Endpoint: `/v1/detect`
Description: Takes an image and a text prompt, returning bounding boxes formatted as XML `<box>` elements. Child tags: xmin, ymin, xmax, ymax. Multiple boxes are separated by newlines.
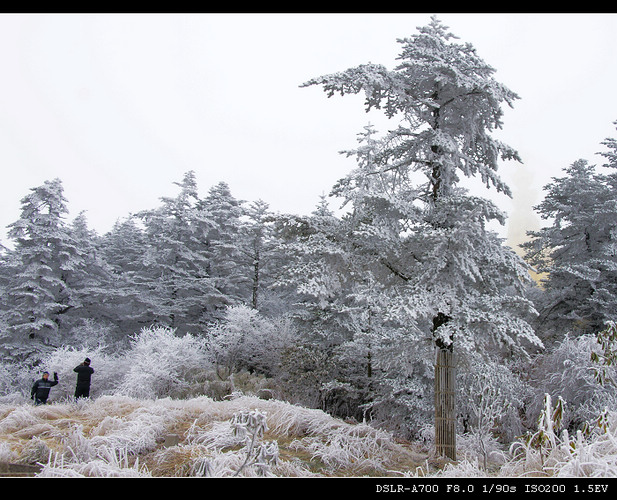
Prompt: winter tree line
<box><xmin>1</xmin><ymin>17</ymin><xmax>617</xmax><ymax>460</ymax></box>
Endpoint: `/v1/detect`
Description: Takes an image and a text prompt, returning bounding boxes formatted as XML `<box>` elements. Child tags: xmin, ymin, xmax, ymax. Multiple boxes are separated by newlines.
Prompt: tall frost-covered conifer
<box><xmin>524</xmin><ymin>124</ymin><xmax>617</xmax><ymax>340</ymax></box>
<box><xmin>3</xmin><ymin>179</ymin><xmax>79</xmax><ymax>361</ymax></box>
<box><xmin>240</xmin><ymin>199</ymin><xmax>276</xmax><ymax>311</ymax></box>
<box><xmin>303</xmin><ymin>17</ymin><xmax>541</xmax><ymax>458</ymax></box>
<box><xmin>98</xmin><ymin>215</ymin><xmax>151</xmax><ymax>333</ymax></box>
<box><xmin>599</xmin><ymin>121</ymin><xmax>617</xmax><ymax>172</ymax></box>
<box><xmin>273</xmin><ymin>197</ymin><xmax>375</xmax><ymax>415</ymax></box>
<box><xmin>596</xmin><ymin>122</ymin><xmax>617</xmax><ymax>323</ymax></box>
<box><xmin>523</xmin><ymin>160</ymin><xmax>611</xmax><ymax>338</ymax></box>
<box><xmin>200</xmin><ymin>182</ymin><xmax>248</xmax><ymax>309</ymax></box>
<box><xmin>62</xmin><ymin>211</ymin><xmax>113</xmax><ymax>330</ymax></box>
<box><xmin>137</xmin><ymin>171</ymin><xmax>220</xmax><ymax>331</ymax></box>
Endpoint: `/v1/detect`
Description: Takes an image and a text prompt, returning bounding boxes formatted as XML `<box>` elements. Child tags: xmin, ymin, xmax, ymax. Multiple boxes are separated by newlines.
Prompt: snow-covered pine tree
<box><xmin>523</xmin><ymin>158</ymin><xmax>617</xmax><ymax>340</ymax></box>
<box><xmin>239</xmin><ymin>199</ymin><xmax>276</xmax><ymax>311</ymax></box>
<box><xmin>599</xmin><ymin>121</ymin><xmax>617</xmax><ymax>171</ymax></box>
<box><xmin>0</xmin><ymin>244</ymin><xmax>17</xmax><ymax>360</ymax></box>
<box><xmin>594</xmin><ymin>121</ymin><xmax>617</xmax><ymax>324</ymax></box>
<box><xmin>277</xmin><ymin>198</ymin><xmax>353</xmax><ymax>326</ymax></box>
<box><xmin>97</xmin><ymin>215</ymin><xmax>153</xmax><ymax>335</ymax></box>
<box><xmin>137</xmin><ymin>171</ymin><xmax>221</xmax><ymax>332</ymax></box>
<box><xmin>271</xmin><ymin>197</ymin><xmax>376</xmax><ymax>415</ymax></box>
<box><xmin>60</xmin><ymin>211</ymin><xmax>115</xmax><ymax>333</ymax></box>
<box><xmin>2</xmin><ymin>179</ymin><xmax>81</xmax><ymax>361</ymax></box>
<box><xmin>100</xmin><ymin>216</ymin><xmax>149</xmax><ymax>278</ymax></box>
<box><xmin>199</xmin><ymin>182</ymin><xmax>249</xmax><ymax>312</ymax></box>
<box><xmin>303</xmin><ymin>16</ymin><xmax>541</xmax><ymax>459</ymax></box>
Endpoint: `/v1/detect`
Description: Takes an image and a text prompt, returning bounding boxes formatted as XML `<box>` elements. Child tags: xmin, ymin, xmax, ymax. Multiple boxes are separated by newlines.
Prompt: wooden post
<box><xmin>435</xmin><ymin>347</ymin><xmax>456</xmax><ymax>460</ymax></box>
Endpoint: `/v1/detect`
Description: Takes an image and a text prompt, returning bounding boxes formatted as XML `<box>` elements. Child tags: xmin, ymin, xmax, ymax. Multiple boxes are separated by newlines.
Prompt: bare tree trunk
<box><xmin>252</xmin><ymin>256</ymin><xmax>260</xmax><ymax>310</ymax></box>
<box><xmin>433</xmin><ymin>312</ymin><xmax>456</xmax><ymax>460</ymax></box>
<box><xmin>435</xmin><ymin>347</ymin><xmax>456</xmax><ymax>460</ymax></box>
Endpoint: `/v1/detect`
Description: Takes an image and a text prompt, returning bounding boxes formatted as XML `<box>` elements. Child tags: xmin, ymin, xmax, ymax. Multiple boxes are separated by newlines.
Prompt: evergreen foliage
<box><xmin>524</xmin><ymin>123</ymin><xmax>617</xmax><ymax>340</ymax></box>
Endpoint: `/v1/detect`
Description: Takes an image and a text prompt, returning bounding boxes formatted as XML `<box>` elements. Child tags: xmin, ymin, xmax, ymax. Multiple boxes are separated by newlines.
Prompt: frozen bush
<box><xmin>457</xmin><ymin>355</ymin><xmax>529</xmax><ymax>451</ymax></box>
<box><xmin>554</xmin><ymin>411</ymin><xmax>617</xmax><ymax>477</ymax></box>
<box><xmin>288</xmin><ymin>421</ymin><xmax>404</xmax><ymax>474</ymax></box>
<box><xmin>0</xmin><ymin>360</ymin><xmax>32</xmax><ymax>401</ymax></box>
<box><xmin>502</xmin><ymin>395</ymin><xmax>617</xmax><ymax>477</ymax></box>
<box><xmin>117</xmin><ymin>326</ymin><xmax>211</xmax><ymax>399</ymax></box>
<box><xmin>0</xmin><ymin>405</ymin><xmax>39</xmax><ymax>434</ymax></box>
<box><xmin>430</xmin><ymin>457</ymin><xmax>486</xmax><ymax>477</ymax></box>
<box><xmin>530</xmin><ymin>334</ymin><xmax>617</xmax><ymax>430</ymax></box>
<box><xmin>206</xmin><ymin>305</ymin><xmax>298</xmax><ymax>380</ymax></box>
<box><xmin>62</xmin><ymin>318</ymin><xmax>119</xmax><ymax>350</ymax></box>
<box><xmin>87</xmin><ymin>402</ymin><xmax>178</xmax><ymax>455</ymax></box>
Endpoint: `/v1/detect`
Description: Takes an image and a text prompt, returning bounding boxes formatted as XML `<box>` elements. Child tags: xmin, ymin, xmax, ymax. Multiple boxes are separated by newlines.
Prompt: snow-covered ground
<box><xmin>0</xmin><ymin>394</ymin><xmax>426</xmax><ymax>477</ymax></box>
<box><xmin>1</xmin><ymin>393</ymin><xmax>617</xmax><ymax>477</ymax></box>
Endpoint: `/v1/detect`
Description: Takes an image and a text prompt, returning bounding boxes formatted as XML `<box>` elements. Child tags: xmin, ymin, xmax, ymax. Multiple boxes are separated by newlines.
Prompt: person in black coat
<box><xmin>31</xmin><ymin>371</ymin><xmax>58</xmax><ymax>405</ymax></box>
<box><xmin>74</xmin><ymin>357</ymin><xmax>94</xmax><ymax>400</ymax></box>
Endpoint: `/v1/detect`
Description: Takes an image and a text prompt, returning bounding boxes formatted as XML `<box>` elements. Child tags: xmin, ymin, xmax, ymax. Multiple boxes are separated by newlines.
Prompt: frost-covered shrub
<box><xmin>457</xmin><ymin>355</ymin><xmax>529</xmax><ymax>444</ymax></box>
<box><xmin>0</xmin><ymin>359</ymin><xmax>33</xmax><ymax>401</ymax></box>
<box><xmin>500</xmin><ymin>395</ymin><xmax>617</xmax><ymax>477</ymax></box>
<box><xmin>278</xmin><ymin>342</ymin><xmax>334</xmax><ymax>409</ymax></box>
<box><xmin>87</xmin><ymin>399</ymin><xmax>179</xmax><ymax>455</ymax></box>
<box><xmin>117</xmin><ymin>326</ymin><xmax>211</xmax><ymax>399</ymax></box>
<box><xmin>0</xmin><ymin>441</ymin><xmax>16</xmax><ymax>462</ymax></box>
<box><xmin>366</xmin><ymin>373</ymin><xmax>433</xmax><ymax>440</ymax></box>
<box><xmin>428</xmin><ymin>457</ymin><xmax>487</xmax><ymax>477</ymax></box>
<box><xmin>529</xmin><ymin>334</ymin><xmax>617</xmax><ymax>430</ymax></box>
<box><xmin>456</xmin><ymin>429</ymin><xmax>507</xmax><ymax>470</ymax></box>
<box><xmin>189</xmin><ymin>368</ymin><xmax>277</xmax><ymax>401</ymax></box>
<box><xmin>362</xmin><ymin>329</ymin><xmax>435</xmax><ymax>439</ymax></box>
<box><xmin>62</xmin><ymin>318</ymin><xmax>121</xmax><ymax>350</ymax></box>
<box><xmin>206</xmin><ymin>305</ymin><xmax>298</xmax><ymax>380</ymax></box>
<box><xmin>288</xmin><ymin>417</ymin><xmax>407</xmax><ymax>474</ymax></box>
<box><xmin>553</xmin><ymin>410</ymin><xmax>617</xmax><ymax>477</ymax></box>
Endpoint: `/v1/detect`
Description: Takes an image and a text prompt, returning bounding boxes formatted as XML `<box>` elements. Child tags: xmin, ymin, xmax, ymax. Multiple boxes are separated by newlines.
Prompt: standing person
<box><xmin>74</xmin><ymin>357</ymin><xmax>94</xmax><ymax>400</ymax></box>
<box><xmin>31</xmin><ymin>371</ymin><xmax>58</xmax><ymax>405</ymax></box>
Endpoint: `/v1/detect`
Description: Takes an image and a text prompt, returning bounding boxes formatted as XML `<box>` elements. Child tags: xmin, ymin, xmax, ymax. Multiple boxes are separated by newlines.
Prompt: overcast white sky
<box><xmin>0</xmin><ymin>13</ymin><xmax>616</xmax><ymax>249</ymax></box>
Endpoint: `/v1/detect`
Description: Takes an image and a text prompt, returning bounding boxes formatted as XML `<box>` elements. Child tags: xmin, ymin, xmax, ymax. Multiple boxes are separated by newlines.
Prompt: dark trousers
<box><xmin>75</xmin><ymin>384</ymin><xmax>90</xmax><ymax>399</ymax></box>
